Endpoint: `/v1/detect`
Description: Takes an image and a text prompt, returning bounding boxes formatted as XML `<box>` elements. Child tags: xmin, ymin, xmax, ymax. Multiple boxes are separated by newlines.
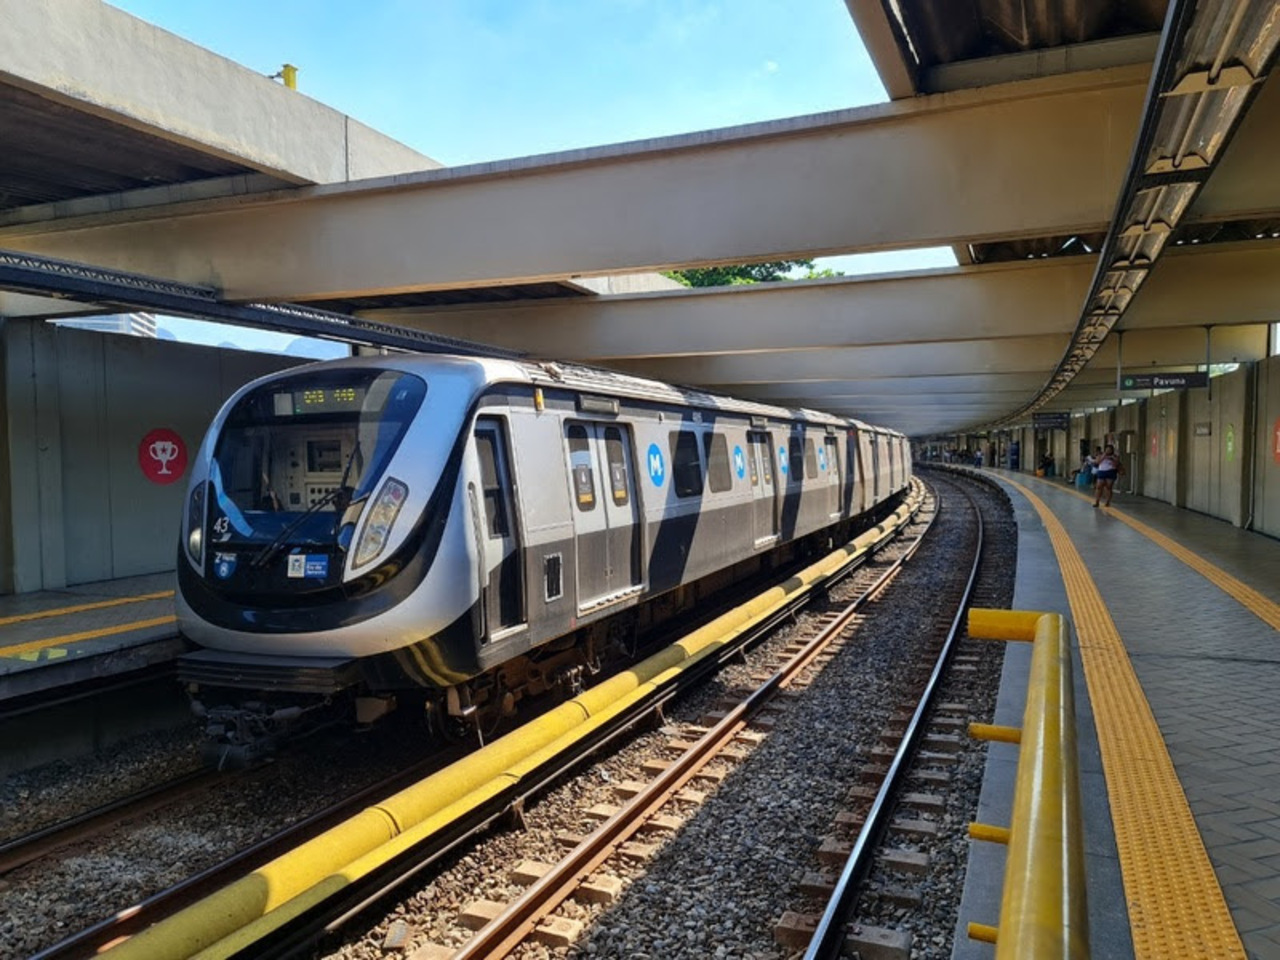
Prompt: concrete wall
<box><xmin>1142</xmin><ymin>392</ymin><xmax>1183</xmax><ymax>506</ymax></box>
<box><xmin>948</xmin><ymin>362</ymin><xmax>1275</xmax><ymax>535</ymax></box>
<box><xmin>1252</xmin><ymin>355</ymin><xmax>1280</xmax><ymax>538</ymax></box>
<box><xmin>1184</xmin><ymin>366</ymin><xmax>1251</xmax><ymax>526</ymax></box>
<box><xmin>1</xmin><ymin>320</ymin><xmax>305</xmax><ymax>593</ymax></box>
<box><xmin>1114</xmin><ymin>401</ymin><xmax>1143</xmax><ymax>494</ymax></box>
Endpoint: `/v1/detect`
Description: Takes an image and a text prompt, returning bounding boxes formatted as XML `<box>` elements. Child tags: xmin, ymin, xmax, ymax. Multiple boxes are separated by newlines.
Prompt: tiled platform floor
<box><xmin>0</xmin><ymin>572</ymin><xmax>182</xmax><ymax>699</ymax></box>
<box><xmin>954</xmin><ymin>466</ymin><xmax>1280</xmax><ymax>959</ymax></box>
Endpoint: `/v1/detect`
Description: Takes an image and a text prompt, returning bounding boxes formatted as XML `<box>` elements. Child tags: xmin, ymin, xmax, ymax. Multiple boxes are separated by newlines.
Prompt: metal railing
<box><xmin>966</xmin><ymin>609</ymin><xmax>1089</xmax><ymax>960</ymax></box>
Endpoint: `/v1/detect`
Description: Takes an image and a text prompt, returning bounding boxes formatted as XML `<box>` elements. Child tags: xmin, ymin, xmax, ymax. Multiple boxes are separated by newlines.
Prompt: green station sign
<box><xmin>1118</xmin><ymin>371</ymin><xmax>1209</xmax><ymax>390</ymax></box>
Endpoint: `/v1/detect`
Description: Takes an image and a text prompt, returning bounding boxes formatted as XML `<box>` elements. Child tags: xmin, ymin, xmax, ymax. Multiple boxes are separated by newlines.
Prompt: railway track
<box><xmin>790</xmin><ymin>469</ymin><xmax>992</xmax><ymax>958</ymax></box>
<box><xmin>7</xmin><ymin>483</ymin><xmax>962</xmax><ymax>960</ymax></box>
<box><xmin>0</xmin><ymin>768</ymin><xmax>219</xmax><ymax>878</ymax></box>
<box><xmin>24</xmin><ymin>748</ymin><xmax>472</xmax><ymax>960</ymax></box>
<box><xmin>385</xmin><ymin>470</ymin><xmax>1006</xmax><ymax>960</ymax></box>
<box><xmin>273</xmin><ymin>490</ymin><xmax>937</xmax><ymax>959</ymax></box>
<box><xmin>16</xmin><ymin>488</ymin><xmax>920</xmax><ymax>960</ymax></box>
<box><xmin>444</xmin><ymin>503</ymin><xmax>936</xmax><ymax>960</ymax></box>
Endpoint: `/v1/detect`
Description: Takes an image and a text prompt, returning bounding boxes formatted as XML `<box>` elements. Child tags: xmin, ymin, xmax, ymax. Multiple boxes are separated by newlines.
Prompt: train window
<box><xmin>212</xmin><ymin>368</ymin><xmax>426</xmax><ymax>547</ymax></box>
<box><xmin>669</xmin><ymin>430</ymin><xmax>704</xmax><ymax>498</ymax></box>
<box><xmin>703</xmin><ymin>432</ymin><xmax>733</xmax><ymax>493</ymax></box>
<box><xmin>788</xmin><ymin>436</ymin><xmax>804</xmax><ymax>482</ymax></box>
<box><xmin>604</xmin><ymin>427</ymin><xmax>630</xmax><ymax>506</ymax></box>
<box><xmin>544</xmin><ymin>553</ymin><xmax>563</xmax><ymax>601</ymax></box>
<box><xmin>754</xmin><ymin>432</ymin><xmax>773</xmax><ymax>484</ymax></box>
<box><xmin>804</xmin><ymin>439</ymin><xmax>819</xmax><ymax>478</ymax></box>
<box><xmin>474</xmin><ymin>428</ymin><xmax>509</xmax><ymax>537</ymax></box>
<box><xmin>566</xmin><ymin>425</ymin><xmax>596</xmax><ymax>511</ymax></box>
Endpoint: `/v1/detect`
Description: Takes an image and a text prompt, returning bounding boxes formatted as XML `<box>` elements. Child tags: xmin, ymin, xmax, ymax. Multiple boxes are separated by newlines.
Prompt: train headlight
<box><xmin>186</xmin><ymin>481</ymin><xmax>206</xmax><ymax>564</ymax></box>
<box><xmin>353</xmin><ymin>477</ymin><xmax>408</xmax><ymax>567</ymax></box>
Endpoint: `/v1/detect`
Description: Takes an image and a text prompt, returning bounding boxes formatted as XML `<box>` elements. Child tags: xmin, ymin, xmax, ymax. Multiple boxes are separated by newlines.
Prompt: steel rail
<box><xmin>449</xmin><ymin>489</ymin><xmax>938</xmax><ymax>959</ymax></box>
<box><xmin>0</xmin><ymin>663</ymin><xmax>177</xmax><ymax>723</ymax></box>
<box><xmin>0</xmin><ymin>769</ymin><xmax>219</xmax><ymax>877</ymax></box>
<box><xmin>25</xmin><ymin>750</ymin><xmax>467</xmax><ymax>960</ymax></box>
<box><xmin>803</xmin><ymin>473</ymin><xmax>985</xmax><ymax>959</ymax></box>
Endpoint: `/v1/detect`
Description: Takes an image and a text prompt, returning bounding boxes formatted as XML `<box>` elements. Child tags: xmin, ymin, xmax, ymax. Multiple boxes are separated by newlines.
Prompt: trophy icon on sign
<box><xmin>149</xmin><ymin>439</ymin><xmax>179</xmax><ymax>475</ymax></box>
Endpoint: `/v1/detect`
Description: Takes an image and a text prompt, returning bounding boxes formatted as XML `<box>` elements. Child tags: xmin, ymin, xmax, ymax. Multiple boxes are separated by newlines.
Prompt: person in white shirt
<box><xmin>1093</xmin><ymin>444</ymin><xmax>1123</xmax><ymax>507</ymax></box>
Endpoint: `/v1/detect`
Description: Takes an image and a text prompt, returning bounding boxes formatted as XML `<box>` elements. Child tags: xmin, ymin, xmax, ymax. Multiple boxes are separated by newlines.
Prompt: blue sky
<box><xmin>106</xmin><ymin>1</ymin><xmax>955</xmax><ymax>351</ymax></box>
<box><xmin>113</xmin><ymin>0</ymin><xmax>889</xmax><ymax>166</ymax></box>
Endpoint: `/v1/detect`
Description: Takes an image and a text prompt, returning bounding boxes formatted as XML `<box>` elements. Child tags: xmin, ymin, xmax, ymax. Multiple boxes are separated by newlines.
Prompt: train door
<box><xmin>824</xmin><ymin>435</ymin><xmax>840</xmax><ymax>516</ymax></box>
<box><xmin>869</xmin><ymin>438</ymin><xmax>882</xmax><ymax>502</ymax></box>
<box><xmin>845</xmin><ymin>433</ymin><xmax>861</xmax><ymax>514</ymax></box>
<box><xmin>747</xmin><ymin>430</ymin><xmax>778</xmax><ymax>543</ymax></box>
<box><xmin>565</xmin><ymin>422</ymin><xmax>640</xmax><ymax>607</ymax></box>
<box><xmin>598</xmin><ymin>424</ymin><xmax>641</xmax><ymax>594</ymax></box>
<box><xmin>473</xmin><ymin>419</ymin><xmax>524</xmax><ymax>638</ymax></box>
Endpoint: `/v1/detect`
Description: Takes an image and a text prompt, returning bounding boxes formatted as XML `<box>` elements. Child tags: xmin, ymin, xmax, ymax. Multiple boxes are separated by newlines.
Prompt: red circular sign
<box><xmin>138</xmin><ymin>428</ymin><xmax>188</xmax><ymax>485</ymax></box>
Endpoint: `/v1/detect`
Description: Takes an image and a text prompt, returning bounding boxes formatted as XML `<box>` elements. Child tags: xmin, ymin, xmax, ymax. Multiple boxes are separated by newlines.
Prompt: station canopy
<box><xmin>1</xmin><ymin>0</ymin><xmax>1279</xmax><ymax>436</ymax></box>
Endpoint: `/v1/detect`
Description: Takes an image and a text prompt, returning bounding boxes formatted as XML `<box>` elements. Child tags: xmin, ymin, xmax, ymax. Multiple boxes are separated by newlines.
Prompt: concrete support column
<box><xmin>2</xmin><ymin>317</ymin><xmax>65</xmax><ymax>593</ymax></box>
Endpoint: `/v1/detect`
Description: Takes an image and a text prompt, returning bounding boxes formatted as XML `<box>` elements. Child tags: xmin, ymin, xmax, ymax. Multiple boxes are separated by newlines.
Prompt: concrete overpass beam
<box><xmin>1126</xmin><ymin>241</ymin><xmax>1280</xmax><ymax>330</ymax></box>
<box><xmin>725</xmin><ymin>373</ymin><xmax>1057</xmax><ymax>399</ymax></box>
<box><xmin>604</xmin><ymin>335</ymin><xmax>1070</xmax><ymax>384</ymax></box>
<box><xmin>376</xmin><ymin>258</ymin><xmax>1094</xmax><ymax>359</ymax></box>
<box><xmin>0</xmin><ymin>0</ymin><xmax>437</xmax><ymax>187</ymax></box>
<box><xmin>3</xmin><ymin>68</ymin><xmax>1149</xmax><ymax>300</ymax></box>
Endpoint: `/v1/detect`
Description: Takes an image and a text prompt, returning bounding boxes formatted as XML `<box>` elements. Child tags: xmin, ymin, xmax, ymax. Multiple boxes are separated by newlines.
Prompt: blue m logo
<box><xmin>646</xmin><ymin>443</ymin><xmax>665</xmax><ymax>485</ymax></box>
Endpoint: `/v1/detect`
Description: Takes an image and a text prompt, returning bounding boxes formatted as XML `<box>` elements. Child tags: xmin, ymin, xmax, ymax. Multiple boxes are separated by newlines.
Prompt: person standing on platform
<box><xmin>1093</xmin><ymin>444</ymin><xmax>1123</xmax><ymax>508</ymax></box>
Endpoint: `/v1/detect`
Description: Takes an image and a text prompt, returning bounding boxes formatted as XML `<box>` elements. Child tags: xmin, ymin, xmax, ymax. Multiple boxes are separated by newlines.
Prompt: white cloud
<box><xmin>763</xmin><ymin>59</ymin><xmax>778</xmax><ymax>73</ymax></box>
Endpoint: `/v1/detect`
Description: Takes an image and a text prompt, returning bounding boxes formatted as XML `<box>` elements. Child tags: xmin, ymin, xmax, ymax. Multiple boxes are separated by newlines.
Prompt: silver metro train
<box><xmin>176</xmin><ymin>355</ymin><xmax>911</xmax><ymax>753</ymax></box>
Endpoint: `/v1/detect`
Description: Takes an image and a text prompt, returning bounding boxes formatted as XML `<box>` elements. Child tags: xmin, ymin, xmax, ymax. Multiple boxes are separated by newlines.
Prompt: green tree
<box><xmin>664</xmin><ymin>259</ymin><xmax>824</xmax><ymax>287</ymax></box>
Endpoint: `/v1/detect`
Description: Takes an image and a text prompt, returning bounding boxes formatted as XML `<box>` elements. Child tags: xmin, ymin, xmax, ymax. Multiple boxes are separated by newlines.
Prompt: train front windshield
<box><xmin>208</xmin><ymin>369</ymin><xmax>427</xmax><ymax>553</ymax></box>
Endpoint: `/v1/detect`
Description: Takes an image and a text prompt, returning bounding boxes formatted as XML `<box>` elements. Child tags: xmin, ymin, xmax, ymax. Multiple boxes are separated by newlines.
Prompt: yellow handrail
<box><xmin>966</xmin><ymin>609</ymin><xmax>1089</xmax><ymax>959</ymax></box>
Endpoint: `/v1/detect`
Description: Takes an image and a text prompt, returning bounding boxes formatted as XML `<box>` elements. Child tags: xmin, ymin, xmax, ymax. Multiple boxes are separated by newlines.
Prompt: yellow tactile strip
<box><xmin>0</xmin><ymin>590</ymin><xmax>175</xmax><ymax>628</ymax></box>
<box><xmin>0</xmin><ymin>616</ymin><xmax>177</xmax><ymax>659</ymax></box>
<box><xmin>1044</xmin><ymin>480</ymin><xmax>1280</xmax><ymax>632</ymax></box>
<box><xmin>1004</xmin><ymin>476</ymin><xmax>1246</xmax><ymax>960</ymax></box>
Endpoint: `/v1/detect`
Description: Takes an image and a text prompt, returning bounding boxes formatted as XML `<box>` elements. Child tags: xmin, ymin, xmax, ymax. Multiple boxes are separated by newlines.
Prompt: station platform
<box><xmin>0</xmin><ymin>572</ymin><xmax>185</xmax><ymax>704</ymax></box>
<box><xmin>948</xmin><ymin>466</ymin><xmax>1280</xmax><ymax>960</ymax></box>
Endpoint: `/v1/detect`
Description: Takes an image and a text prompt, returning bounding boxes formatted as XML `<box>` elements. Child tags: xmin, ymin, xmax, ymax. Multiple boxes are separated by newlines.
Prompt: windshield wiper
<box><xmin>248</xmin><ymin>442</ymin><xmax>362</xmax><ymax>569</ymax></box>
<box><xmin>248</xmin><ymin>487</ymin><xmax>346</xmax><ymax>569</ymax></box>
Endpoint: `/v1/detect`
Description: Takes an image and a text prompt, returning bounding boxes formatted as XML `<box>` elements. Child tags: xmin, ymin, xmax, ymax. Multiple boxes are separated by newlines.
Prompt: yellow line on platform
<box><xmin>0</xmin><ymin>616</ymin><xmax>178</xmax><ymax>659</ymax></box>
<box><xmin>0</xmin><ymin>590</ymin><xmax>175</xmax><ymax>628</ymax></box>
<box><xmin>1039</xmin><ymin>478</ymin><xmax>1280</xmax><ymax>632</ymax></box>
<box><xmin>1003</xmin><ymin>475</ymin><xmax>1245</xmax><ymax>960</ymax></box>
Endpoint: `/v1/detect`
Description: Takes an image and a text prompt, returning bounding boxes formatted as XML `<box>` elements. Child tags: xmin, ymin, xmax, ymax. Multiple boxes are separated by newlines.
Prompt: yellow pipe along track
<box><xmin>108</xmin><ymin>483</ymin><xmax>923</xmax><ymax>959</ymax></box>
